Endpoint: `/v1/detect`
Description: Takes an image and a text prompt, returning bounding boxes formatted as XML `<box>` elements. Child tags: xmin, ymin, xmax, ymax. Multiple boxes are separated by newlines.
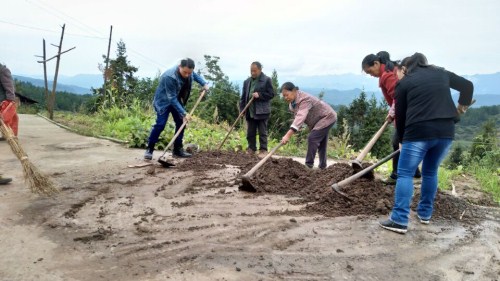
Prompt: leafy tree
<box><xmin>14</xmin><ymin>80</ymin><xmax>91</xmax><ymax>113</ymax></box>
<box><xmin>92</xmin><ymin>39</ymin><xmax>139</xmax><ymax>110</ymax></box>
<box><xmin>268</xmin><ymin>69</ymin><xmax>292</xmax><ymax>138</ymax></box>
<box><xmin>188</xmin><ymin>55</ymin><xmax>240</xmax><ymax>125</ymax></box>
<box><xmin>470</xmin><ymin>119</ymin><xmax>498</xmax><ymax>160</ymax></box>
<box><xmin>446</xmin><ymin>144</ymin><xmax>464</xmax><ymax>169</ymax></box>
<box><xmin>332</xmin><ymin>90</ymin><xmax>391</xmax><ymax>158</ymax></box>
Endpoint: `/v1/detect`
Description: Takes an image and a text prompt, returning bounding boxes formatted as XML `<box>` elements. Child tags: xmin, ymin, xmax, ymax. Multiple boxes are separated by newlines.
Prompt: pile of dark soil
<box><xmin>177</xmin><ymin>151</ymin><xmax>486</xmax><ymax>222</ymax></box>
<box><xmin>176</xmin><ymin>151</ymin><xmax>257</xmax><ymax>172</ymax></box>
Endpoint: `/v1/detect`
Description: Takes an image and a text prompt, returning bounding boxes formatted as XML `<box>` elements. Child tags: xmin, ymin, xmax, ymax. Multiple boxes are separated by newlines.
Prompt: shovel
<box><xmin>217</xmin><ymin>96</ymin><xmax>254</xmax><ymax>150</ymax></box>
<box><xmin>332</xmin><ymin>149</ymin><xmax>400</xmax><ymax>200</ymax></box>
<box><xmin>335</xmin><ymin>99</ymin><xmax>476</xmax><ymax>200</ymax></box>
<box><xmin>157</xmin><ymin>89</ymin><xmax>207</xmax><ymax>168</ymax></box>
<box><xmin>239</xmin><ymin>142</ymin><xmax>283</xmax><ymax>192</ymax></box>
<box><xmin>351</xmin><ymin>120</ymin><xmax>389</xmax><ymax>173</ymax></box>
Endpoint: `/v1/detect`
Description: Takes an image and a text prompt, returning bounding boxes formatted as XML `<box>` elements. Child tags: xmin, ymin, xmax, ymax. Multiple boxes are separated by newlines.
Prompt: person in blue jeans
<box><xmin>379</xmin><ymin>53</ymin><xmax>473</xmax><ymax>234</ymax></box>
<box><xmin>144</xmin><ymin>58</ymin><xmax>209</xmax><ymax>160</ymax></box>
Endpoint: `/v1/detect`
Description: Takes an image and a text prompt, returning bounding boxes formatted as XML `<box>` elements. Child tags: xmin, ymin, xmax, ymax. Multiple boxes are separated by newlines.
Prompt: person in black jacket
<box><xmin>379</xmin><ymin>53</ymin><xmax>473</xmax><ymax>234</ymax></box>
<box><xmin>240</xmin><ymin>62</ymin><xmax>275</xmax><ymax>157</ymax></box>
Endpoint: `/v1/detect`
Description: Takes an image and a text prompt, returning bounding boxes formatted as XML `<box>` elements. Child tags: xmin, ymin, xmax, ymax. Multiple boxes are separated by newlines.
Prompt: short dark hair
<box><xmin>280</xmin><ymin>82</ymin><xmax>299</xmax><ymax>92</ymax></box>
<box><xmin>251</xmin><ymin>61</ymin><xmax>262</xmax><ymax>70</ymax></box>
<box><xmin>180</xmin><ymin>58</ymin><xmax>195</xmax><ymax>69</ymax></box>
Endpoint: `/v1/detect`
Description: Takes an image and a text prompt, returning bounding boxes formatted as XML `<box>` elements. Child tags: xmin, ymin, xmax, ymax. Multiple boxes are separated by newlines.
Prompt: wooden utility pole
<box><xmin>102</xmin><ymin>25</ymin><xmax>113</xmax><ymax>97</ymax></box>
<box><xmin>35</xmin><ymin>39</ymin><xmax>49</xmax><ymax>111</ymax></box>
<box><xmin>37</xmin><ymin>24</ymin><xmax>76</xmax><ymax>120</ymax></box>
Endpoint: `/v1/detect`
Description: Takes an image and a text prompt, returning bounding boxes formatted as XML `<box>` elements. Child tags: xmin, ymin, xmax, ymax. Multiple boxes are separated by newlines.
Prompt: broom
<box><xmin>0</xmin><ymin>105</ymin><xmax>58</xmax><ymax>195</ymax></box>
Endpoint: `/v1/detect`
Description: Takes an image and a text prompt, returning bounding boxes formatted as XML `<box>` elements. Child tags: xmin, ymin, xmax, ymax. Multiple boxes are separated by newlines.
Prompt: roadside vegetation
<box><xmin>16</xmin><ymin>40</ymin><xmax>499</xmax><ymax>204</ymax></box>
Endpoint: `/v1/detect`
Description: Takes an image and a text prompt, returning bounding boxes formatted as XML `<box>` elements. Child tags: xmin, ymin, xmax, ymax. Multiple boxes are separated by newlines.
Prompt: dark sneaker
<box><xmin>417</xmin><ymin>215</ymin><xmax>430</xmax><ymax>225</ymax></box>
<box><xmin>379</xmin><ymin>219</ymin><xmax>407</xmax><ymax>234</ymax></box>
<box><xmin>144</xmin><ymin>150</ymin><xmax>153</xmax><ymax>160</ymax></box>
<box><xmin>173</xmin><ymin>148</ymin><xmax>192</xmax><ymax>158</ymax></box>
<box><xmin>246</xmin><ymin>149</ymin><xmax>256</xmax><ymax>155</ymax></box>
<box><xmin>0</xmin><ymin>176</ymin><xmax>12</xmax><ymax>185</ymax></box>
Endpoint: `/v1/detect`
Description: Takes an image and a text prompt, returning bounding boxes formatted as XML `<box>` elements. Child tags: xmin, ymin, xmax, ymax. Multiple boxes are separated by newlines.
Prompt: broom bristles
<box><xmin>1</xmin><ymin>119</ymin><xmax>58</xmax><ymax>196</ymax></box>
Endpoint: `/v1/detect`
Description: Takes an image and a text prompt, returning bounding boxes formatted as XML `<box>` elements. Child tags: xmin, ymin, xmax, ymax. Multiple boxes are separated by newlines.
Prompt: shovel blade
<box><xmin>158</xmin><ymin>157</ymin><xmax>176</xmax><ymax>168</ymax></box>
<box><xmin>351</xmin><ymin>160</ymin><xmax>363</xmax><ymax>173</ymax></box>
<box><xmin>331</xmin><ymin>183</ymin><xmax>352</xmax><ymax>201</ymax></box>
<box><xmin>239</xmin><ymin>175</ymin><xmax>257</xmax><ymax>192</ymax></box>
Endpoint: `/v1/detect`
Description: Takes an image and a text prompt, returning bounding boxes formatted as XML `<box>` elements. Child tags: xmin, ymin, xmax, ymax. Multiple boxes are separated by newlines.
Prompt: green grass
<box><xmin>469</xmin><ymin>164</ymin><xmax>500</xmax><ymax>203</ymax></box>
<box><xmin>437</xmin><ymin>167</ymin><xmax>462</xmax><ymax>191</ymax></box>
<box><xmin>51</xmin><ymin>107</ymin><xmax>500</xmax><ymax>204</ymax></box>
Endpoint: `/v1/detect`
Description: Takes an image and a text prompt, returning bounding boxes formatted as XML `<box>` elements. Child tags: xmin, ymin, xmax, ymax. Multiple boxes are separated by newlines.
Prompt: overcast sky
<box><xmin>2</xmin><ymin>0</ymin><xmax>500</xmax><ymax>81</ymax></box>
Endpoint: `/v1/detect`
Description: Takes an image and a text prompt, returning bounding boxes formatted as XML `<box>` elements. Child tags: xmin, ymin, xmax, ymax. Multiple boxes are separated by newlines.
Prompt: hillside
<box><xmin>13</xmin><ymin>75</ymin><xmax>92</xmax><ymax>95</ymax></box>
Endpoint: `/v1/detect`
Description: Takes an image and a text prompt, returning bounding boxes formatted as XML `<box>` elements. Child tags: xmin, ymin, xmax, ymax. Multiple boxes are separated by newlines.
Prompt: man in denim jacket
<box><xmin>145</xmin><ymin>58</ymin><xmax>209</xmax><ymax>160</ymax></box>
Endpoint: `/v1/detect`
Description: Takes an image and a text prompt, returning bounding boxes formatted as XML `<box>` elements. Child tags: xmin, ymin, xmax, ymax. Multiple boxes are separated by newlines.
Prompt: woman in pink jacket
<box><xmin>280</xmin><ymin>82</ymin><xmax>337</xmax><ymax>169</ymax></box>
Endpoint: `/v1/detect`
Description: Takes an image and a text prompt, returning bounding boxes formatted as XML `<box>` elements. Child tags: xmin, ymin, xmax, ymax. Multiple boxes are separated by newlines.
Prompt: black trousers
<box><xmin>246</xmin><ymin>118</ymin><xmax>268</xmax><ymax>151</ymax></box>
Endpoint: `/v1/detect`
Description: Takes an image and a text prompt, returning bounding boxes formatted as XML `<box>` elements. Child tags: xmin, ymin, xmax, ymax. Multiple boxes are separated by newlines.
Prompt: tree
<box><xmin>188</xmin><ymin>55</ymin><xmax>240</xmax><ymax>125</ymax></box>
<box><xmin>332</xmin><ymin>90</ymin><xmax>391</xmax><ymax>158</ymax></box>
<box><xmin>92</xmin><ymin>39</ymin><xmax>139</xmax><ymax>110</ymax></box>
<box><xmin>470</xmin><ymin>119</ymin><xmax>498</xmax><ymax>160</ymax></box>
<box><xmin>446</xmin><ymin>144</ymin><xmax>464</xmax><ymax>169</ymax></box>
<box><xmin>268</xmin><ymin>69</ymin><xmax>292</xmax><ymax>138</ymax></box>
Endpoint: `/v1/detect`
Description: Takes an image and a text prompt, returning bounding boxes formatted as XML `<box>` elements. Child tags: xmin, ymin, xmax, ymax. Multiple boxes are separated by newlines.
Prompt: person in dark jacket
<box><xmin>144</xmin><ymin>58</ymin><xmax>209</xmax><ymax>160</ymax></box>
<box><xmin>379</xmin><ymin>53</ymin><xmax>473</xmax><ymax>234</ymax></box>
<box><xmin>240</xmin><ymin>62</ymin><xmax>275</xmax><ymax>158</ymax></box>
<box><xmin>362</xmin><ymin>51</ymin><xmax>421</xmax><ymax>183</ymax></box>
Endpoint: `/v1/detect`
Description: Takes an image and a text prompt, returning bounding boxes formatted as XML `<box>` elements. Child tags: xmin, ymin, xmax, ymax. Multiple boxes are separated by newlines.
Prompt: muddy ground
<box><xmin>0</xmin><ymin>115</ymin><xmax>499</xmax><ymax>281</ymax></box>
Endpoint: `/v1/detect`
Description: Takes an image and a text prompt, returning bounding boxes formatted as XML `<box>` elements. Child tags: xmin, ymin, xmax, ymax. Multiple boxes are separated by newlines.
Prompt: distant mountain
<box><xmin>22</xmin><ymin>73</ymin><xmax>104</xmax><ymax>89</ymax></box>
<box><xmin>464</xmin><ymin>73</ymin><xmax>500</xmax><ymax>95</ymax></box>
<box><xmin>285</xmin><ymin>73</ymin><xmax>380</xmax><ymax>92</ymax></box>
<box><xmin>285</xmin><ymin>72</ymin><xmax>500</xmax><ymax>95</ymax></box>
<box><xmin>302</xmin><ymin>87</ymin><xmax>383</xmax><ymax>106</ymax></box>
<box><xmin>57</xmin><ymin>74</ymin><xmax>103</xmax><ymax>89</ymax></box>
<box><xmin>15</xmin><ymin>71</ymin><xmax>500</xmax><ymax>104</ymax></box>
<box><xmin>13</xmin><ymin>75</ymin><xmax>92</xmax><ymax>95</ymax></box>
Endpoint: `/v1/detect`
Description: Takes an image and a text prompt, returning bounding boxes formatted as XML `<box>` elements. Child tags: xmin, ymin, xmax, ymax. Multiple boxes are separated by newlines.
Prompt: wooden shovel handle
<box><xmin>243</xmin><ymin>142</ymin><xmax>283</xmax><ymax>178</ymax></box>
<box><xmin>161</xmin><ymin>90</ymin><xmax>207</xmax><ymax>154</ymax></box>
<box><xmin>335</xmin><ymin>149</ymin><xmax>400</xmax><ymax>189</ymax></box>
<box><xmin>218</xmin><ymin>96</ymin><xmax>255</xmax><ymax>150</ymax></box>
<box><xmin>355</xmin><ymin>120</ymin><xmax>390</xmax><ymax>162</ymax></box>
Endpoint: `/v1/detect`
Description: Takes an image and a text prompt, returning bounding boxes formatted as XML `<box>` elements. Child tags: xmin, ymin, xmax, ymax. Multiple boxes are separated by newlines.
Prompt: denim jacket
<box><xmin>153</xmin><ymin>66</ymin><xmax>207</xmax><ymax>116</ymax></box>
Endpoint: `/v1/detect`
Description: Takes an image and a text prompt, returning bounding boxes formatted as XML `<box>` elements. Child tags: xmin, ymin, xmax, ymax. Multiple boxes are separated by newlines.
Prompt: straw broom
<box><xmin>0</xmin><ymin>115</ymin><xmax>58</xmax><ymax>196</ymax></box>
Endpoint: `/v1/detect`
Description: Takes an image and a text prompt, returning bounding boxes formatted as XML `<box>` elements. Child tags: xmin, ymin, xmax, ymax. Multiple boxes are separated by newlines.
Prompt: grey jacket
<box><xmin>0</xmin><ymin>64</ymin><xmax>16</xmax><ymax>102</ymax></box>
<box><xmin>240</xmin><ymin>73</ymin><xmax>275</xmax><ymax>120</ymax></box>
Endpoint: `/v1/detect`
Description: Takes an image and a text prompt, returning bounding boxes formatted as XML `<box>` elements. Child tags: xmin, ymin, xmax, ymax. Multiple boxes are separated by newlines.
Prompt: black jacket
<box><xmin>240</xmin><ymin>73</ymin><xmax>275</xmax><ymax>120</ymax></box>
<box><xmin>395</xmin><ymin>66</ymin><xmax>473</xmax><ymax>141</ymax></box>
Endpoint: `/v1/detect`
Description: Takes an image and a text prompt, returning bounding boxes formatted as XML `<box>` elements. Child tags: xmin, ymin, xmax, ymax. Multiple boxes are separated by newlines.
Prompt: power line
<box><xmin>0</xmin><ymin>19</ymin><xmax>107</xmax><ymax>39</ymax></box>
<box><xmin>26</xmin><ymin>0</ymin><xmax>104</xmax><ymax>38</ymax></box>
<box><xmin>25</xmin><ymin>0</ymin><xmax>167</xmax><ymax>70</ymax></box>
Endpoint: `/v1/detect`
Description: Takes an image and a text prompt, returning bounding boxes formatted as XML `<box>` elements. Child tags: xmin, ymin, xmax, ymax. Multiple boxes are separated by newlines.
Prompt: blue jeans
<box><xmin>147</xmin><ymin>106</ymin><xmax>184</xmax><ymax>151</ymax></box>
<box><xmin>390</xmin><ymin>138</ymin><xmax>452</xmax><ymax>226</ymax></box>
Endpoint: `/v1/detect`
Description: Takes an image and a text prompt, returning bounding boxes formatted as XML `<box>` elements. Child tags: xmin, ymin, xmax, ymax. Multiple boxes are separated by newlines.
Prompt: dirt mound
<box><xmin>177</xmin><ymin>151</ymin><xmax>486</xmax><ymax>222</ymax></box>
<box><xmin>176</xmin><ymin>150</ymin><xmax>257</xmax><ymax>172</ymax></box>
